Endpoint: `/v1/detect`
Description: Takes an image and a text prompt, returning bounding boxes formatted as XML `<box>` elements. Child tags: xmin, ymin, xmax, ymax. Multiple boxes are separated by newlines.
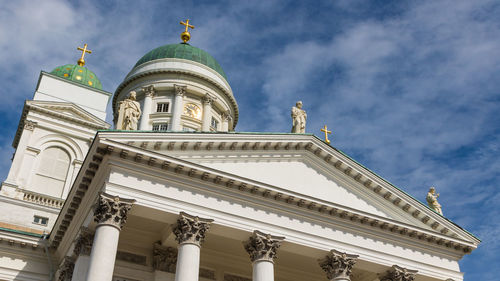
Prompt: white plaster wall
<box><xmin>0</xmin><ymin>196</ymin><xmax>60</xmax><ymax>233</ymax></box>
<box><xmin>34</xmin><ymin>74</ymin><xmax>110</xmax><ymax>120</ymax></box>
<box><xmin>0</xmin><ymin>247</ymin><xmax>51</xmax><ymax>281</ymax></box>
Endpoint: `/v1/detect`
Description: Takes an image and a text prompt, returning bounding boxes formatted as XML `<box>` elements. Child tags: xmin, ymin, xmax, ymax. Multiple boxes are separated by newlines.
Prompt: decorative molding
<box><xmin>172</xmin><ymin>212</ymin><xmax>213</xmax><ymax>246</ymax></box>
<box><xmin>224</xmin><ymin>273</ymin><xmax>251</xmax><ymax>281</ymax></box>
<box><xmin>243</xmin><ymin>230</ymin><xmax>284</xmax><ymax>263</ymax></box>
<box><xmin>380</xmin><ymin>265</ymin><xmax>418</xmax><ymax>281</ymax></box>
<box><xmin>199</xmin><ymin>268</ymin><xmax>216</xmax><ymax>280</ymax></box>
<box><xmin>24</xmin><ymin>120</ymin><xmax>37</xmax><ymax>131</ymax></box>
<box><xmin>174</xmin><ymin>84</ymin><xmax>187</xmax><ymax>97</ymax></box>
<box><xmin>203</xmin><ymin>93</ymin><xmax>217</xmax><ymax>105</ymax></box>
<box><xmin>142</xmin><ymin>85</ymin><xmax>155</xmax><ymax>98</ymax></box>
<box><xmin>318</xmin><ymin>249</ymin><xmax>358</xmax><ymax>280</ymax></box>
<box><xmin>73</xmin><ymin>227</ymin><xmax>94</xmax><ymax>256</ymax></box>
<box><xmin>57</xmin><ymin>256</ymin><xmax>75</xmax><ymax>281</ymax></box>
<box><xmin>153</xmin><ymin>242</ymin><xmax>178</xmax><ymax>273</ymax></box>
<box><xmin>116</xmin><ymin>250</ymin><xmax>147</xmax><ymax>265</ymax></box>
<box><xmin>93</xmin><ymin>192</ymin><xmax>136</xmax><ymax>230</ymax></box>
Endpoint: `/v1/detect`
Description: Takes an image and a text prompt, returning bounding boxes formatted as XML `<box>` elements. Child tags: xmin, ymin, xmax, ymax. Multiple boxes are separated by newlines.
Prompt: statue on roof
<box><xmin>291</xmin><ymin>101</ymin><xmax>307</xmax><ymax>133</ymax></box>
<box><xmin>117</xmin><ymin>91</ymin><xmax>142</xmax><ymax>130</ymax></box>
<box><xmin>426</xmin><ymin>187</ymin><xmax>443</xmax><ymax>215</ymax></box>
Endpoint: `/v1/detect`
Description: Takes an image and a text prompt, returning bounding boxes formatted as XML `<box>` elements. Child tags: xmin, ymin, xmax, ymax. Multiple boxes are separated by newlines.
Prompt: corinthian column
<box><xmin>139</xmin><ymin>85</ymin><xmax>155</xmax><ymax>130</ymax></box>
<box><xmin>71</xmin><ymin>228</ymin><xmax>94</xmax><ymax>281</ymax></box>
<box><xmin>318</xmin><ymin>249</ymin><xmax>358</xmax><ymax>281</ymax></box>
<box><xmin>173</xmin><ymin>212</ymin><xmax>213</xmax><ymax>281</ymax></box>
<box><xmin>380</xmin><ymin>265</ymin><xmax>418</xmax><ymax>281</ymax></box>
<box><xmin>243</xmin><ymin>230</ymin><xmax>284</xmax><ymax>281</ymax></box>
<box><xmin>171</xmin><ymin>85</ymin><xmax>186</xmax><ymax>131</ymax></box>
<box><xmin>221</xmin><ymin>111</ymin><xmax>231</xmax><ymax>132</ymax></box>
<box><xmin>85</xmin><ymin>192</ymin><xmax>135</xmax><ymax>281</ymax></box>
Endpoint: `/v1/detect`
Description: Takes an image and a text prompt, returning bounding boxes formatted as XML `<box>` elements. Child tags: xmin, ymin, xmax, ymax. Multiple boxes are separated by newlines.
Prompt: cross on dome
<box><xmin>76</xmin><ymin>43</ymin><xmax>92</xmax><ymax>66</ymax></box>
<box><xmin>180</xmin><ymin>19</ymin><xmax>195</xmax><ymax>43</ymax></box>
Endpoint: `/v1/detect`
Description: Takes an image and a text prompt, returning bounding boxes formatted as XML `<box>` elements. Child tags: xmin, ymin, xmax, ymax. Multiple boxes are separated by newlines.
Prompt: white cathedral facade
<box><xmin>0</xmin><ymin>33</ymin><xmax>479</xmax><ymax>281</ymax></box>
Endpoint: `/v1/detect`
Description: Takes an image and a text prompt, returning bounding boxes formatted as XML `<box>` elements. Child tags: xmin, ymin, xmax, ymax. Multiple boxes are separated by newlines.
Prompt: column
<box><xmin>171</xmin><ymin>85</ymin><xmax>186</xmax><ymax>131</ymax></box>
<box><xmin>173</xmin><ymin>212</ymin><xmax>213</xmax><ymax>281</ymax></box>
<box><xmin>202</xmin><ymin>94</ymin><xmax>216</xmax><ymax>131</ymax></box>
<box><xmin>85</xmin><ymin>192</ymin><xmax>135</xmax><ymax>281</ymax></box>
<box><xmin>243</xmin><ymin>230</ymin><xmax>284</xmax><ymax>281</ymax></box>
<box><xmin>318</xmin><ymin>249</ymin><xmax>358</xmax><ymax>281</ymax></box>
<box><xmin>139</xmin><ymin>85</ymin><xmax>155</xmax><ymax>130</ymax></box>
<box><xmin>380</xmin><ymin>265</ymin><xmax>418</xmax><ymax>281</ymax></box>
<box><xmin>5</xmin><ymin>120</ymin><xmax>37</xmax><ymax>186</ymax></box>
<box><xmin>221</xmin><ymin>111</ymin><xmax>231</xmax><ymax>132</ymax></box>
<box><xmin>71</xmin><ymin>227</ymin><xmax>94</xmax><ymax>281</ymax></box>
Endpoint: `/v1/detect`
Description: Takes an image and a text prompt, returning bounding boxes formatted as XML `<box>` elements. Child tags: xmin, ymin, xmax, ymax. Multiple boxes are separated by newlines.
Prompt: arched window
<box><xmin>32</xmin><ymin>147</ymin><xmax>71</xmax><ymax>197</ymax></box>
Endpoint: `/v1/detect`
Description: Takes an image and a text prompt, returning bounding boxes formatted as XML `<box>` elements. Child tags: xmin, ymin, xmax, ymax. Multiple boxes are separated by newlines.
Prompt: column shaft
<box><xmin>171</xmin><ymin>85</ymin><xmax>186</xmax><ymax>131</ymax></box>
<box><xmin>85</xmin><ymin>225</ymin><xmax>120</xmax><ymax>281</ymax></box>
<box><xmin>139</xmin><ymin>93</ymin><xmax>153</xmax><ymax>130</ymax></box>
<box><xmin>253</xmin><ymin>260</ymin><xmax>274</xmax><ymax>281</ymax></box>
<box><xmin>175</xmin><ymin>243</ymin><xmax>201</xmax><ymax>281</ymax></box>
<box><xmin>202</xmin><ymin>101</ymin><xmax>211</xmax><ymax>131</ymax></box>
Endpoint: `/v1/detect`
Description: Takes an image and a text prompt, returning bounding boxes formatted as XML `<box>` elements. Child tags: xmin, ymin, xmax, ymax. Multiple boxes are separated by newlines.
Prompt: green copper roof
<box><xmin>50</xmin><ymin>64</ymin><xmax>103</xmax><ymax>90</ymax></box>
<box><xmin>134</xmin><ymin>43</ymin><xmax>227</xmax><ymax>80</ymax></box>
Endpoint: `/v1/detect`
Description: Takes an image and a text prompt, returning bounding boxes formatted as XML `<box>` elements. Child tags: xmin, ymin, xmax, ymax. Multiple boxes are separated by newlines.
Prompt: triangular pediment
<box><xmin>95</xmin><ymin>131</ymin><xmax>480</xmax><ymax>247</ymax></box>
<box><xmin>26</xmin><ymin>100</ymin><xmax>110</xmax><ymax>129</ymax></box>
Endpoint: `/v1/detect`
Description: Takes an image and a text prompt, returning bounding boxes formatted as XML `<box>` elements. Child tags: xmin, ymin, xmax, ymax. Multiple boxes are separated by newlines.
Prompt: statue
<box><xmin>118</xmin><ymin>91</ymin><xmax>141</xmax><ymax>130</ymax></box>
<box><xmin>291</xmin><ymin>101</ymin><xmax>307</xmax><ymax>133</ymax></box>
<box><xmin>426</xmin><ymin>187</ymin><xmax>443</xmax><ymax>215</ymax></box>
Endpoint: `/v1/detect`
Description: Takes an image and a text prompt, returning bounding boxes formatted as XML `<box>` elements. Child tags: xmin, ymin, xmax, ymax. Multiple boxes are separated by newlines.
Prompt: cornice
<box><xmin>49</xmin><ymin>133</ymin><xmax>478</xmax><ymax>255</ymax></box>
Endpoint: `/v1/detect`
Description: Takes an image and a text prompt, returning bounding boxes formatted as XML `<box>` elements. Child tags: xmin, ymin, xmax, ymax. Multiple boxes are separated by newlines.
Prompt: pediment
<box><xmin>26</xmin><ymin>100</ymin><xmax>110</xmax><ymax>129</ymax></box>
<box><xmin>97</xmin><ymin>131</ymin><xmax>479</xmax><ymax>246</ymax></box>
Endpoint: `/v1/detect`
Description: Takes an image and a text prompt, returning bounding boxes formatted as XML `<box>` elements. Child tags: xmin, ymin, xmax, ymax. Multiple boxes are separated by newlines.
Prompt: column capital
<box><xmin>153</xmin><ymin>242</ymin><xmax>178</xmax><ymax>273</ymax></box>
<box><xmin>73</xmin><ymin>227</ymin><xmax>94</xmax><ymax>256</ymax></box>
<box><xmin>57</xmin><ymin>256</ymin><xmax>75</xmax><ymax>281</ymax></box>
<box><xmin>142</xmin><ymin>85</ymin><xmax>156</xmax><ymax>98</ymax></box>
<box><xmin>203</xmin><ymin>93</ymin><xmax>217</xmax><ymax>105</ymax></box>
<box><xmin>380</xmin><ymin>265</ymin><xmax>418</xmax><ymax>281</ymax></box>
<box><xmin>244</xmin><ymin>230</ymin><xmax>284</xmax><ymax>263</ymax></box>
<box><xmin>221</xmin><ymin>111</ymin><xmax>232</xmax><ymax>122</ymax></box>
<box><xmin>318</xmin><ymin>249</ymin><xmax>358</xmax><ymax>281</ymax></box>
<box><xmin>24</xmin><ymin>120</ymin><xmax>37</xmax><ymax>131</ymax></box>
<box><xmin>173</xmin><ymin>212</ymin><xmax>214</xmax><ymax>246</ymax></box>
<box><xmin>174</xmin><ymin>84</ymin><xmax>187</xmax><ymax>97</ymax></box>
<box><xmin>93</xmin><ymin>192</ymin><xmax>136</xmax><ymax>230</ymax></box>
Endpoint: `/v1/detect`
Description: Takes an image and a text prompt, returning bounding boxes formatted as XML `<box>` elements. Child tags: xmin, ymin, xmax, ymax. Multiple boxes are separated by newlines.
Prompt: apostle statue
<box><xmin>291</xmin><ymin>101</ymin><xmax>307</xmax><ymax>133</ymax></box>
<box><xmin>118</xmin><ymin>91</ymin><xmax>142</xmax><ymax>130</ymax></box>
<box><xmin>426</xmin><ymin>187</ymin><xmax>443</xmax><ymax>215</ymax></box>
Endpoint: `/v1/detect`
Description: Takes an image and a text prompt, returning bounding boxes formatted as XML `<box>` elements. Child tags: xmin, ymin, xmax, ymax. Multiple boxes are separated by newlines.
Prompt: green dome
<box><xmin>50</xmin><ymin>64</ymin><xmax>103</xmax><ymax>90</ymax></box>
<box><xmin>134</xmin><ymin>43</ymin><xmax>227</xmax><ymax>80</ymax></box>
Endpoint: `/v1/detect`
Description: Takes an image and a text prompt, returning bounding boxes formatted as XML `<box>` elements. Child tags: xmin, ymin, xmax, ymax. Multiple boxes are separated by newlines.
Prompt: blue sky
<box><xmin>1</xmin><ymin>0</ymin><xmax>499</xmax><ymax>279</ymax></box>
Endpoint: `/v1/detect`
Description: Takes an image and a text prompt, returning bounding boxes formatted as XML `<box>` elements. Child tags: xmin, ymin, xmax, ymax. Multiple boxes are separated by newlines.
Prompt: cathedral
<box><xmin>0</xmin><ymin>21</ymin><xmax>479</xmax><ymax>281</ymax></box>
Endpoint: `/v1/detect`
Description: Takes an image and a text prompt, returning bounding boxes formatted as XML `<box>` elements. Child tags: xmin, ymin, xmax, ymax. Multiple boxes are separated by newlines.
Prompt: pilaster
<box><xmin>202</xmin><ymin>94</ymin><xmax>216</xmax><ymax>131</ymax></box>
<box><xmin>171</xmin><ymin>85</ymin><xmax>186</xmax><ymax>131</ymax></box>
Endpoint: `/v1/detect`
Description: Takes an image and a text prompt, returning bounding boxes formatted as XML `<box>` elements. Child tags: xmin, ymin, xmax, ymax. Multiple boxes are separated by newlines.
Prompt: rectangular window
<box><xmin>33</xmin><ymin>215</ymin><xmax>49</xmax><ymax>226</ymax></box>
<box><xmin>156</xmin><ymin>103</ymin><xmax>169</xmax><ymax>113</ymax></box>
<box><xmin>152</xmin><ymin>123</ymin><xmax>168</xmax><ymax>131</ymax></box>
<box><xmin>211</xmin><ymin>117</ymin><xmax>219</xmax><ymax>130</ymax></box>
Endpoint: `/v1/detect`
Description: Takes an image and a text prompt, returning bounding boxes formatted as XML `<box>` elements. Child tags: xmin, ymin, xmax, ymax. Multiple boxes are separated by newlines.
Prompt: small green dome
<box><xmin>134</xmin><ymin>43</ymin><xmax>227</xmax><ymax>80</ymax></box>
<box><xmin>50</xmin><ymin>64</ymin><xmax>103</xmax><ymax>90</ymax></box>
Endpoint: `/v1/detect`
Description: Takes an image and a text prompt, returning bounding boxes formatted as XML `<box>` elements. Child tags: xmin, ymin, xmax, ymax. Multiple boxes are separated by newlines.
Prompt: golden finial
<box><xmin>321</xmin><ymin>125</ymin><xmax>332</xmax><ymax>144</ymax></box>
<box><xmin>180</xmin><ymin>19</ymin><xmax>195</xmax><ymax>43</ymax></box>
<box><xmin>76</xmin><ymin>43</ymin><xmax>92</xmax><ymax>66</ymax></box>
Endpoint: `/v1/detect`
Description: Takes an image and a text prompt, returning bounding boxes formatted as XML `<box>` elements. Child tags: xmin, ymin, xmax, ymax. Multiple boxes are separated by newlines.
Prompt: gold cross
<box><xmin>76</xmin><ymin>43</ymin><xmax>92</xmax><ymax>66</ymax></box>
<box><xmin>321</xmin><ymin>125</ymin><xmax>332</xmax><ymax>144</ymax></box>
<box><xmin>180</xmin><ymin>19</ymin><xmax>195</xmax><ymax>43</ymax></box>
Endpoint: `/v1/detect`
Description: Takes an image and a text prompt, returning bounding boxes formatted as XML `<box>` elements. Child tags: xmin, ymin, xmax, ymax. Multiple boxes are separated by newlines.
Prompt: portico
<box><xmin>47</xmin><ymin>131</ymin><xmax>475</xmax><ymax>281</ymax></box>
